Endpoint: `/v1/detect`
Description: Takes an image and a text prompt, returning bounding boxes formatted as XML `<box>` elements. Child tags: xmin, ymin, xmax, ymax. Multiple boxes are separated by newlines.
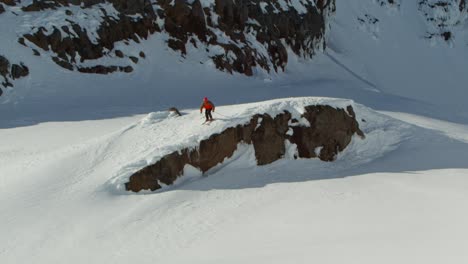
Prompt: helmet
<box><xmin>203</xmin><ymin>97</ymin><xmax>208</xmax><ymax>101</ymax></box>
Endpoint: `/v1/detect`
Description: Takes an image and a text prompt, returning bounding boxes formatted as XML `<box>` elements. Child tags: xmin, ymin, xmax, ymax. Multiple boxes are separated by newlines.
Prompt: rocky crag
<box><xmin>0</xmin><ymin>55</ymin><xmax>29</xmax><ymax>94</ymax></box>
<box><xmin>126</xmin><ymin>104</ymin><xmax>364</xmax><ymax>192</ymax></box>
<box><xmin>0</xmin><ymin>0</ymin><xmax>335</xmax><ymax>83</ymax></box>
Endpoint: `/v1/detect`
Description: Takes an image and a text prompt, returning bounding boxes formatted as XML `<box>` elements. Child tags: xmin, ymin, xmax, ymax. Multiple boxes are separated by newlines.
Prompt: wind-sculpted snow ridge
<box><xmin>101</xmin><ymin>97</ymin><xmax>413</xmax><ymax>193</ymax></box>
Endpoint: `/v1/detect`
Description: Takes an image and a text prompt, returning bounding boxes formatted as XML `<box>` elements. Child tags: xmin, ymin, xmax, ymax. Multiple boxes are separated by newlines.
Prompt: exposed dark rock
<box><xmin>155</xmin><ymin>0</ymin><xmax>333</xmax><ymax>75</ymax></box>
<box><xmin>290</xmin><ymin>105</ymin><xmax>365</xmax><ymax>161</ymax></box>
<box><xmin>115</xmin><ymin>50</ymin><xmax>124</xmax><ymax>58</ymax></box>
<box><xmin>252</xmin><ymin>112</ymin><xmax>291</xmax><ymax>165</ymax></box>
<box><xmin>78</xmin><ymin>65</ymin><xmax>118</xmax><ymax>74</ymax></box>
<box><xmin>52</xmin><ymin>56</ymin><xmax>74</xmax><ymax>70</ymax></box>
<box><xmin>0</xmin><ymin>0</ymin><xmax>16</xmax><ymax>7</ymax></box>
<box><xmin>126</xmin><ymin>104</ymin><xmax>364</xmax><ymax>192</ymax></box>
<box><xmin>129</xmin><ymin>56</ymin><xmax>139</xmax><ymax>64</ymax></box>
<box><xmin>376</xmin><ymin>0</ymin><xmax>400</xmax><ymax>8</ymax></box>
<box><xmin>442</xmin><ymin>31</ymin><xmax>452</xmax><ymax>41</ymax></box>
<box><xmin>0</xmin><ymin>3</ymin><xmax>5</xmax><ymax>13</ymax></box>
<box><xmin>22</xmin><ymin>0</ymin><xmax>158</xmax><ymax>72</ymax></box>
<box><xmin>168</xmin><ymin>107</ymin><xmax>182</xmax><ymax>116</ymax></box>
<box><xmin>17</xmin><ymin>0</ymin><xmax>334</xmax><ymax>76</ymax></box>
<box><xmin>139</xmin><ymin>51</ymin><xmax>146</xmax><ymax>58</ymax></box>
<box><xmin>0</xmin><ymin>55</ymin><xmax>29</xmax><ymax>88</ymax></box>
<box><xmin>17</xmin><ymin>37</ymin><xmax>25</xmax><ymax>46</ymax></box>
<box><xmin>0</xmin><ymin>55</ymin><xmax>9</xmax><ymax>77</ymax></box>
<box><xmin>22</xmin><ymin>0</ymin><xmax>62</xmax><ymax>12</ymax></box>
<box><xmin>33</xmin><ymin>49</ymin><xmax>41</xmax><ymax>56</ymax></box>
<box><xmin>11</xmin><ymin>63</ymin><xmax>29</xmax><ymax>79</ymax></box>
<box><xmin>120</xmin><ymin>65</ymin><xmax>133</xmax><ymax>73</ymax></box>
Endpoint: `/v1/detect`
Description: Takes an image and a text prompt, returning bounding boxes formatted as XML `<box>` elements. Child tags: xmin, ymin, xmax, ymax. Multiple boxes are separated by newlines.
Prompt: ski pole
<box><xmin>214</xmin><ymin>111</ymin><xmax>230</xmax><ymax>118</ymax></box>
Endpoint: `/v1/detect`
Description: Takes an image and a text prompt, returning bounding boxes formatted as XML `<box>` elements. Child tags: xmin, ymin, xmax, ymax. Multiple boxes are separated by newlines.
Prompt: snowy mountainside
<box><xmin>1</xmin><ymin>97</ymin><xmax>468</xmax><ymax>263</ymax></box>
<box><xmin>1</xmin><ymin>0</ymin><xmax>468</xmax><ymax>123</ymax></box>
<box><xmin>328</xmin><ymin>0</ymin><xmax>468</xmax><ymax>112</ymax></box>
<box><xmin>0</xmin><ymin>0</ymin><xmax>332</xmax><ymax>82</ymax></box>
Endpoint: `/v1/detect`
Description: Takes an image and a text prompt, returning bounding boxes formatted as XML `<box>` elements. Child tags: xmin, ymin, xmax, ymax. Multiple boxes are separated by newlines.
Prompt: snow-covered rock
<box><xmin>125</xmin><ymin>99</ymin><xmax>364</xmax><ymax>192</ymax></box>
<box><xmin>0</xmin><ymin>55</ymin><xmax>29</xmax><ymax>91</ymax></box>
<box><xmin>0</xmin><ymin>0</ymin><xmax>333</xmax><ymax>88</ymax></box>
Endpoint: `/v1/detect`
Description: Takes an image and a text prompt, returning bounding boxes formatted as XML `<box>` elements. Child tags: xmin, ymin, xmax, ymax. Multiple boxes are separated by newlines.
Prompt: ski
<box><xmin>202</xmin><ymin>119</ymin><xmax>215</xmax><ymax>125</ymax></box>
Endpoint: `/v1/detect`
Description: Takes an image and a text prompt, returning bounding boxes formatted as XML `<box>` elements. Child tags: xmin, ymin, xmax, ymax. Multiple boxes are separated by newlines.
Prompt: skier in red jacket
<box><xmin>200</xmin><ymin>97</ymin><xmax>215</xmax><ymax>122</ymax></box>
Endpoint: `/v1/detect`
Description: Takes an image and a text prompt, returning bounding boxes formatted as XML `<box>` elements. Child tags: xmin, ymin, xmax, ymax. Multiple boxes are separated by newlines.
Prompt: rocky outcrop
<box><xmin>21</xmin><ymin>0</ymin><xmax>157</xmax><ymax>73</ymax></box>
<box><xmin>16</xmin><ymin>0</ymin><xmax>334</xmax><ymax>77</ymax></box>
<box><xmin>0</xmin><ymin>0</ymin><xmax>16</xmax><ymax>7</ymax></box>
<box><xmin>125</xmin><ymin>105</ymin><xmax>364</xmax><ymax>192</ymax></box>
<box><xmin>0</xmin><ymin>55</ymin><xmax>29</xmax><ymax>92</ymax></box>
<box><xmin>159</xmin><ymin>0</ymin><xmax>332</xmax><ymax>75</ymax></box>
<box><xmin>168</xmin><ymin>107</ymin><xmax>182</xmax><ymax>116</ymax></box>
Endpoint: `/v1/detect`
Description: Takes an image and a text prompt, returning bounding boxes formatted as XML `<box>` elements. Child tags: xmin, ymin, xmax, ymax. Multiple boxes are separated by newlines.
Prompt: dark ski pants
<box><xmin>205</xmin><ymin>109</ymin><xmax>213</xmax><ymax>121</ymax></box>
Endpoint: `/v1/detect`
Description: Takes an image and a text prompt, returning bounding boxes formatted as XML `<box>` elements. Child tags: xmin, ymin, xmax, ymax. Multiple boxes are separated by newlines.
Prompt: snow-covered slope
<box><xmin>328</xmin><ymin>0</ymin><xmax>468</xmax><ymax>113</ymax></box>
<box><xmin>1</xmin><ymin>97</ymin><xmax>468</xmax><ymax>263</ymax></box>
<box><xmin>0</xmin><ymin>0</ymin><xmax>467</xmax><ymax>124</ymax></box>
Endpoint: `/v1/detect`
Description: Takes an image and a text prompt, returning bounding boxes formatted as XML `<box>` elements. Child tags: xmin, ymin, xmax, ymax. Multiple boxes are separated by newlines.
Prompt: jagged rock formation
<box><xmin>8</xmin><ymin>0</ymin><xmax>334</xmax><ymax>78</ymax></box>
<box><xmin>125</xmin><ymin>104</ymin><xmax>364</xmax><ymax>192</ymax></box>
<box><xmin>0</xmin><ymin>55</ymin><xmax>29</xmax><ymax>92</ymax></box>
<box><xmin>19</xmin><ymin>0</ymin><xmax>157</xmax><ymax>74</ymax></box>
<box><xmin>0</xmin><ymin>0</ymin><xmax>15</xmax><ymax>7</ymax></box>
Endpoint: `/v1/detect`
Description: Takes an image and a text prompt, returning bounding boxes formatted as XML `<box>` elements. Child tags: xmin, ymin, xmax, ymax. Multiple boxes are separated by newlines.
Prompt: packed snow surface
<box><xmin>1</xmin><ymin>97</ymin><xmax>468</xmax><ymax>263</ymax></box>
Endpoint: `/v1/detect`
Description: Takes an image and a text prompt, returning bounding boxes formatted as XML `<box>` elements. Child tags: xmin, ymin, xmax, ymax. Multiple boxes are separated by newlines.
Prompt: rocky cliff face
<box><xmin>0</xmin><ymin>0</ymin><xmax>334</xmax><ymax>86</ymax></box>
<box><xmin>125</xmin><ymin>104</ymin><xmax>364</xmax><ymax>192</ymax></box>
<box><xmin>0</xmin><ymin>55</ymin><xmax>29</xmax><ymax>93</ymax></box>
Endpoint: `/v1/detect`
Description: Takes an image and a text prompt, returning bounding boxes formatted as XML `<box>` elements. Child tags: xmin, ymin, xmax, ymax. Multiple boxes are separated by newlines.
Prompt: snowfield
<box><xmin>1</xmin><ymin>97</ymin><xmax>468</xmax><ymax>263</ymax></box>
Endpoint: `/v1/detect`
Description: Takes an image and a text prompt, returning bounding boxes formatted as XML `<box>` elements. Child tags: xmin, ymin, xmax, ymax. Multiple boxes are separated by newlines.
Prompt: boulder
<box><xmin>0</xmin><ymin>55</ymin><xmax>29</xmax><ymax>88</ymax></box>
<box><xmin>11</xmin><ymin>64</ymin><xmax>29</xmax><ymax>79</ymax></box>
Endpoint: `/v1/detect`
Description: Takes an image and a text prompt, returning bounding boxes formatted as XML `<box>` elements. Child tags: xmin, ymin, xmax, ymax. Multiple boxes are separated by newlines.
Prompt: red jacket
<box><xmin>200</xmin><ymin>100</ymin><xmax>215</xmax><ymax>111</ymax></box>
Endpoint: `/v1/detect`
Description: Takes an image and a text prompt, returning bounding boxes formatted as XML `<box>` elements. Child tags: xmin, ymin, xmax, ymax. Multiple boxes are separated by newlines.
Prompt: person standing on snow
<box><xmin>200</xmin><ymin>97</ymin><xmax>215</xmax><ymax>122</ymax></box>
